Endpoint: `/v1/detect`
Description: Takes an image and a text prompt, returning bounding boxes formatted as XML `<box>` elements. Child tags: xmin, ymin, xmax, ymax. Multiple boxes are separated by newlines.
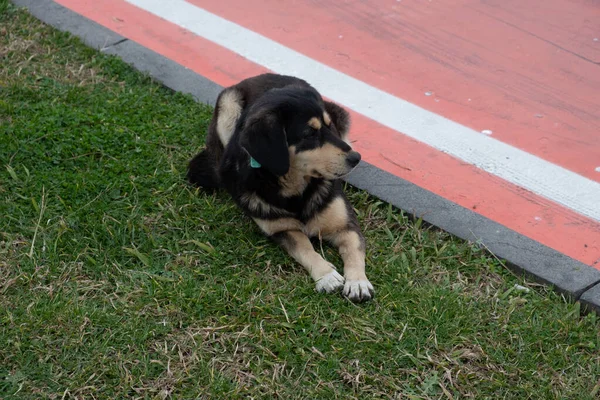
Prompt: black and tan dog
<box><xmin>187</xmin><ymin>73</ymin><xmax>373</xmax><ymax>302</ymax></box>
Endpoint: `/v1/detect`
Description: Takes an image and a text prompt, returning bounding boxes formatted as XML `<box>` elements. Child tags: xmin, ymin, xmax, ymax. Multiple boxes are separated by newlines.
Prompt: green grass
<box><xmin>2</xmin><ymin>1</ymin><xmax>600</xmax><ymax>398</ymax></box>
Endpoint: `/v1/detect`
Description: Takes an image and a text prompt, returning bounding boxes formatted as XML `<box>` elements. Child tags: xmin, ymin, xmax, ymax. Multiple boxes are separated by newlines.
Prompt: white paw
<box><xmin>343</xmin><ymin>279</ymin><xmax>374</xmax><ymax>303</ymax></box>
<box><xmin>315</xmin><ymin>270</ymin><xmax>345</xmax><ymax>293</ymax></box>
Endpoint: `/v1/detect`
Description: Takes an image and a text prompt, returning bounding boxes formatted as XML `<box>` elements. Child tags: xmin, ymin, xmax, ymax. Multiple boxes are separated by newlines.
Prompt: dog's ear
<box><xmin>324</xmin><ymin>101</ymin><xmax>351</xmax><ymax>138</ymax></box>
<box><xmin>240</xmin><ymin>112</ymin><xmax>290</xmax><ymax>176</ymax></box>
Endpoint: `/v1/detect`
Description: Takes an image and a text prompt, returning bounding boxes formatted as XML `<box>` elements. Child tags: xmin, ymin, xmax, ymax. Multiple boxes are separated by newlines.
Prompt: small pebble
<box><xmin>513</xmin><ymin>284</ymin><xmax>530</xmax><ymax>293</ymax></box>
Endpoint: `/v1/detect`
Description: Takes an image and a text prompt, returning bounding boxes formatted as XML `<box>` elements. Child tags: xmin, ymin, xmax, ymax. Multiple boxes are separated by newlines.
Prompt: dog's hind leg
<box><xmin>187</xmin><ymin>150</ymin><xmax>220</xmax><ymax>189</ymax></box>
<box><xmin>269</xmin><ymin>230</ymin><xmax>345</xmax><ymax>294</ymax></box>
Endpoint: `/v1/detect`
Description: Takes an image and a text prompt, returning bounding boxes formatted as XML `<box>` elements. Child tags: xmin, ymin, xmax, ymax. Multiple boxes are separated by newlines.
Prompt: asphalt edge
<box><xmin>12</xmin><ymin>0</ymin><xmax>600</xmax><ymax>313</ymax></box>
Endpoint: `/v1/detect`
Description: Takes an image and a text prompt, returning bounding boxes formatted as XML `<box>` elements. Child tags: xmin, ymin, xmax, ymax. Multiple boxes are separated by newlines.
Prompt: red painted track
<box><xmin>189</xmin><ymin>0</ymin><xmax>600</xmax><ymax>182</ymax></box>
<box><xmin>55</xmin><ymin>0</ymin><xmax>600</xmax><ymax>267</ymax></box>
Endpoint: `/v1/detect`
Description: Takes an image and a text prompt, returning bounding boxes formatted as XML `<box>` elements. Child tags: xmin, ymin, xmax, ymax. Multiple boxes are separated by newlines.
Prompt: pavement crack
<box><xmin>576</xmin><ymin>279</ymin><xmax>600</xmax><ymax>300</ymax></box>
<box><xmin>102</xmin><ymin>38</ymin><xmax>129</xmax><ymax>51</ymax></box>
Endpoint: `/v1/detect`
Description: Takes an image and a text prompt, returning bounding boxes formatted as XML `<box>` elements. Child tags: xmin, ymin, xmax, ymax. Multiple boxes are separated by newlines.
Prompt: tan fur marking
<box><xmin>252</xmin><ymin>217</ymin><xmax>303</xmax><ymax>236</ymax></box>
<box><xmin>216</xmin><ymin>89</ymin><xmax>243</xmax><ymax>146</ymax></box>
<box><xmin>323</xmin><ymin>111</ymin><xmax>331</xmax><ymax>126</ymax></box>
<box><xmin>305</xmin><ymin>197</ymin><xmax>349</xmax><ymax>237</ymax></box>
<box><xmin>282</xmin><ymin>231</ymin><xmax>336</xmax><ymax>280</ymax></box>
<box><xmin>308</xmin><ymin>117</ymin><xmax>322</xmax><ymax>130</ymax></box>
<box><xmin>296</xmin><ymin>143</ymin><xmax>346</xmax><ymax>174</ymax></box>
<box><xmin>279</xmin><ymin>146</ymin><xmax>310</xmax><ymax>197</ymax></box>
<box><xmin>280</xmin><ymin>143</ymin><xmax>352</xmax><ymax>197</ymax></box>
<box><xmin>326</xmin><ymin>230</ymin><xmax>367</xmax><ymax>281</ymax></box>
<box><xmin>279</xmin><ymin>175</ymin><xmax>311</xmax><ymax>197</ymax></box>
<box><xmin>240</xmin><ymin>192</ymin><xmax>290</xmax><ymax>216</ymax></box>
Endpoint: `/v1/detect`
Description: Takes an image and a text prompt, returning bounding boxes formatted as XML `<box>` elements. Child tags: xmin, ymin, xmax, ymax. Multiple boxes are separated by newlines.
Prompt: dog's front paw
<box><xmin>343</xmin><ymin>279</ymin><xmax>374</xmax><ymax>303</ymax></box>
<box><xmin>315</xmin><ymin>270</ymin><xmax>345</xmax><ymax>293</ymax></box>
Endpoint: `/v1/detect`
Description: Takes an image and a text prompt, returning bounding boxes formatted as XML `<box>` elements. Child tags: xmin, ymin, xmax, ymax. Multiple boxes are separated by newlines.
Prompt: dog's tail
<box><xmin>187</xmin><ymin>149</ymin><xmax>221</xmax><ymax>189</ymax></box>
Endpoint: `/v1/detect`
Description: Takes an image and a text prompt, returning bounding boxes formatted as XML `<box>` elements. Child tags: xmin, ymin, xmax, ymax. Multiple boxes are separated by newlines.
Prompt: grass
<box><xmin>1</xmin><ymin>1</ymin><xmax>600</xmax><ymax>398</ymax></box>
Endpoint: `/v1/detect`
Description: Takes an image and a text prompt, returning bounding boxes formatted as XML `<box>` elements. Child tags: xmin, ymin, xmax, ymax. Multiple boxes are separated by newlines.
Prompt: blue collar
<box><xmin>250</xmin><ymin>157</ymin><xmax>261</xmax><ymax>168</ymax></box>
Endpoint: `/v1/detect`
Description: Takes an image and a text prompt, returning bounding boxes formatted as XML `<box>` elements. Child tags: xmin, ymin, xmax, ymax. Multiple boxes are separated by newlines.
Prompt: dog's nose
<box><xmin>346</xmin><ymin>151</ymin><xmax>361</xmax><ymax>168</ymax></box>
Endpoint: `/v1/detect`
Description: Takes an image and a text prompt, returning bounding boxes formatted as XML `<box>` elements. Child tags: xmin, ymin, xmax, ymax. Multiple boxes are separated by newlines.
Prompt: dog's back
<box><xmin>187</xmin><ymin>74</ymin><xmax>311</xmax><ymax>189</ymax></box>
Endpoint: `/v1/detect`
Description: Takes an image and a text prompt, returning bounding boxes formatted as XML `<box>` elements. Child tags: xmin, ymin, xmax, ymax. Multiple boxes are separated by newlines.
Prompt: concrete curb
<box><xmin>12</xmin><ymin>0</ymin><xmax>600</xmax><ymax>312</ymax></box>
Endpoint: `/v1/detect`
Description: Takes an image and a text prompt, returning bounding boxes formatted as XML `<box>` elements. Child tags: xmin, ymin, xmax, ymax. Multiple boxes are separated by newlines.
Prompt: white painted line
<box><xmin>127</xmin><ymin>0</ymin><xmax>600</xmax><ymax>222</ymax></box>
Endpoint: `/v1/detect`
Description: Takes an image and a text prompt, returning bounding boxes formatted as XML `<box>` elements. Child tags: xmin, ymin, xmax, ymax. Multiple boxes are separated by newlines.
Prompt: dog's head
<box><xmin>239</xmin><ymin>86</ymin><xmax>360</xmax><ymax>179</ymax></box>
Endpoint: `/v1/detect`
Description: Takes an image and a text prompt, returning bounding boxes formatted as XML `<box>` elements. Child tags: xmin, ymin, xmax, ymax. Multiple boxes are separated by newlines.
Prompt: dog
<box><xmin>187</xmin><ymin>73</ymin><xmax>374</xmax><ymax>302</ymax></box>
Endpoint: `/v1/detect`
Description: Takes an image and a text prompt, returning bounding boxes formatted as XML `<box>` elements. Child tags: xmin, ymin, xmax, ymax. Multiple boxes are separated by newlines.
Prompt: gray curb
<box><xmin>12</xmin><ymin>0</ymin><xmax>600</xmax><ymax>312</ymax></box>
<box><xmin>580</xmin><ymin>285</ymin><xmax>600</xmax><ymax>314</ymax></box>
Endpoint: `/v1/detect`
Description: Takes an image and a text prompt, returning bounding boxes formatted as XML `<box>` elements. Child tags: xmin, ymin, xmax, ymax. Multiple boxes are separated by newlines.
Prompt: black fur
<box><xmin>187</xmin><ymin>149</ymin><xmax>220</xmax><ymax>189</ymax></box>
